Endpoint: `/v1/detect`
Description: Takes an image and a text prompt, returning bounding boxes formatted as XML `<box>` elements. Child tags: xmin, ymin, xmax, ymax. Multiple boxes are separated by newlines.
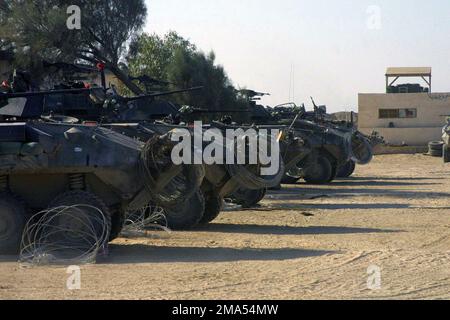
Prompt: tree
<box><xmin>0</xmin><ymin>0</ymin><xmax>147</xmax><ymax>94</ymax></box>
<box><xmin>166</xmin><ymin>49</ymin><xmax>238</xmax><ymax>110</ymax></box>
<box><xmin>126</xmin><ymin>31</ymin><xmax>246</xmax><ymax>112</ymax></box>
<box><xmin>127</xmin><ymin>31</ymin><xmax>196</xmax><ymax>81</ymax></box>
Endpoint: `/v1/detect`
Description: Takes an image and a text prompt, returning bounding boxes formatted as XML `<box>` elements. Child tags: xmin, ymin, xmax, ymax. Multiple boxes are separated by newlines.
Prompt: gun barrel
<box><xmin>0</xmin><ymin>88</ymin><xmax>94</xmax><ymax>99</ymax></box>
<box><xmin>126</xmin><ymin>86</ymin><xmax>204</xmax><ymax>102</ymax></box>
<box><xmin>310</xmin><ymin>96</ymin><xmax>318</xmax><ymax>108</ymax></box>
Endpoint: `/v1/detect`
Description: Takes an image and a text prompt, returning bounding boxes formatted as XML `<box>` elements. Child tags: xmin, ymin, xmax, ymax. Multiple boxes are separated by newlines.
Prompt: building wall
<box><xmin>359</xmin><ymin>126</ymin><xmax>443</xmax><ymax>146</ymax></box>
<box><xmin>358</xmin><ymin>92</ymin><xmax>450</xmax><ymax>145</ymax></box>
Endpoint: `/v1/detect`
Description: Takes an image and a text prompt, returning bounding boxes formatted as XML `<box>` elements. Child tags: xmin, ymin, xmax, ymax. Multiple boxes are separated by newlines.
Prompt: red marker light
<box><xmin>96</xmin><ymin>62</ymin><xmax>105</xmax><ymax>71</ymax></box>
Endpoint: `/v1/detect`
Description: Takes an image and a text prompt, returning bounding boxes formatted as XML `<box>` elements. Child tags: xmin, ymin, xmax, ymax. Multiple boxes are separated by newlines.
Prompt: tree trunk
<box><xmin>106</xmin><ymin>63</ymin><xmax>144</xmax><ymax>96</ymax></box>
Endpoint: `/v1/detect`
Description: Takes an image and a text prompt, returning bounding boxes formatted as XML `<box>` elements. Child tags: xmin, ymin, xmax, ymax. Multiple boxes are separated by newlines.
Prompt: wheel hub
<box><xmin>286</xmin><ymin>165</ymin><xmax>302</xmax><ymax>178</ymax></box>
<box><xmin>309</xmin><ymin>162</ymin><xmax>323</xmax><ymax>177</ymax></box>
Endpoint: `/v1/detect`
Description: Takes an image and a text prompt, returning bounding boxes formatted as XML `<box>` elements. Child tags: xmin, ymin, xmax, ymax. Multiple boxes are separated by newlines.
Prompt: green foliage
<box><xmin>128</xmin><ymin>31</ymin><xmax>196</xmax><ymax>80</ymax></box>
<box><xmin>0</xmin><ymin>0</ymin><xmax>147</xmax><ymax>94</ymax></box>
<box><xmin>0</xmin><ymin>0</ymin><xmax>71</xmax><ymax>73</ymax></box>
<box><xmin>127</xmin><ymin>31</ymin><xmax>247</xmax><ymax>113</ymax></box>
<box><xmin>0</xmin><ymin>2</ymin><xmax>249</xmax><ymax>111</ymax></box>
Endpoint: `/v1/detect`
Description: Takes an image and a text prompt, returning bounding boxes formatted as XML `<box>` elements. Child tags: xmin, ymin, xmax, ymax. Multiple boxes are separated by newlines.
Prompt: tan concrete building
<box><xmin>358</xmin><ymin>67</ymin><xmax>450</xmax><ymax>146</ymax></box>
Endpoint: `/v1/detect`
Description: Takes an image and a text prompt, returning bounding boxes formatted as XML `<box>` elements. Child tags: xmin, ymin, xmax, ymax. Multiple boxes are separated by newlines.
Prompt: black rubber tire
<box><xmin>282</xmin><ymin>160</ymin><xmax>304</xmax><ymax>184</ymax></box>
<box><xmin>231</xmin><ymin>188</ymin><xmax>267</xmax><ymax>208</ymax></box>
<box><xmin>226</xmin><ymin>156</ymin><xmax>285</xmax><ymax>190</ymax></box>
<box><xmin>337</xmin><ymin>161</ymin><xmax>356</xmax><ymax>178</ymax></box>
<box><xmin>282</xmin><ymin>175</ymin><xmax>300</xmax><ymax>184</ymax></box>
<box><xmin>0</xmin><ymin>193</ymin><xmax>28</xmax><ymax>254</ymax></box>
<box><xmin>109</xmin><ymin>208</ymin><xmax>126</xmax><ymax>241</ymax></box>
<box><xmin>303</xmin><ymin>156</ymin><xmax>333</xmax><ymax>185</ymax></box>
<box><xmin>49</xmin><ymin>191</ymin><xmax>112</xmax><ymax>242</ymax></box>
<box><xmin>429</xmin><ymin>141</ymin><xmax>444</xmax><ymax>157</ymax></box>
<box><xmin>199</xmin><ymin>190</ymin><xmax>224</xmax><ymax>225</ymax></box>
<box><xmin>430</xmin><ymin>149</ymin><xmax>443</xmax><ymax>157</ymax></box>
<box><xmin>140</xmin><ymin>136</ymin><xmax>205</xmax><ymax>207</ymax></box>
<box><xmin>163</xmin><ymin>191</ymin><xmax>205</xmax><ymax>230</ymax></box>
<box><xmin>350</xmin><ymin>134</ymin><xmax>374</xmax><ymax>165</ymax></box>
<box><xmin>429</xmin><ymin>141</ymin><xmax>444</xmax><ymax>149</ymax></box>
<box><xmin>328</xmin><ymin>162</ymin><xmax>338</xmax><ymax>183</ymax></box>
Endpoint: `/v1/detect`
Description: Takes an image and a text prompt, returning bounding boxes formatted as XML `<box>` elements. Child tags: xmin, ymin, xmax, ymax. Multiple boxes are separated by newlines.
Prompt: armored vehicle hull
<box><xmin>0</xmin><ymin>121</ymin><xmax>203</xmax><ymax>253</ymax></box>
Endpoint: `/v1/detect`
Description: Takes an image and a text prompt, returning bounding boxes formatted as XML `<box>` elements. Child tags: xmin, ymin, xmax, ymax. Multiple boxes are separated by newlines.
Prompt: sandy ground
<box><xmin>1</xmin><ymin>154</ymin><xmax>450</xmax><ymax>300</ymax></box>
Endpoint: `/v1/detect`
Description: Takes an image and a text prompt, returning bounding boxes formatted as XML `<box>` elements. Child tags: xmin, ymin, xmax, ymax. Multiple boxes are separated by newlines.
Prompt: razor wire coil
<box><xmin>121</xmin><ymin>205</ymin><xmax>171</xmax><ymax>238</ymax></box>
<box><xmin>139</xmin><ymin>135</ymin><xmax>204</xmax><ymax>206</ymax></box>
<box><xmin>20</xmin><ymin>205</ymin><xmax>110</xmax><ymax>266</ymax></box>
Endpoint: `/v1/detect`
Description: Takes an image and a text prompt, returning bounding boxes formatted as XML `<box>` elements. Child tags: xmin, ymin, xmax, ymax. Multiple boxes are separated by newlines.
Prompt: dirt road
<box><xmin>1</xmin><ymin>154</ymin><xmax>450</xmax><ymax>300</ymax></box>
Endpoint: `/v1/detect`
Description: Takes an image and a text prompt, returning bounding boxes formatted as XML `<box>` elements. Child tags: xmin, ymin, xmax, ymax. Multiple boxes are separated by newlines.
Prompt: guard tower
<box><xmin>385</xmin><ymin>67</ymin><xmax>432</xmax><ymax>93</ymax></box>
<box><xmin>359</xmin><ymin>66</ymin><xmax>450</xmax><ymax>146</ymax></box>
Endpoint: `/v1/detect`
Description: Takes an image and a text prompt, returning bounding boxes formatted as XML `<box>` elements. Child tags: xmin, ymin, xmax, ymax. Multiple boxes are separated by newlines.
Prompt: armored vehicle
<box><xmin>0</xmin><ymin>73</ymin><xmax>285</xmax><ymax>229</ymax></box>
<box><xmin>103</xmin><ymin>120</ymin><xmax>286</xmax><ymax>227</ymax></box>
<box><xmin>247</xmin><ymin>100</ymin><xmax>372</xmax><ymax>185</ymax></box>
<box><xmin>298</xmin><ymin>99</ymin><xmax>377</xmax><ymax>178</ymax></box>
<box><xmin>0</xmin><ymin>90</ymin><xmax>204</xmax><ymax>253</ymax></box>
<box><xmin>84</xmin><ymin>87</ymin><xmax>286</xmax><ymax>227</ymax></box>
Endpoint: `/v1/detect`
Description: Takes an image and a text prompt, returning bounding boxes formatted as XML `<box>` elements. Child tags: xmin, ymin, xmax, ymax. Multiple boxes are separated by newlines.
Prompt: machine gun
<box><xmin>123</xmin><ymin>86</ymin><xmax>203</xmax><ymax>102</ymax></box>
<box><xmin>309</xmin><ymin>97</ymin><xmax>328</xmax><ymax>121</ymax></box>
<box><xmin>238</xmin><ymin>89</ymin><xmax>270</xmax><ymax>103</ymax></box>
<box><xmin>178</xmin><ymin>105</ymin><xmax>250</xmax><ymax>114</ymax></box>
<box><xmin>271</xmin><ymin>103</ymin><xmax>306</xmax><ymax>120</ymax></box>
<box><xmin>160</xmin><ymin>105</ymin><xmax>251</xmax><ymax>125</ymax></box>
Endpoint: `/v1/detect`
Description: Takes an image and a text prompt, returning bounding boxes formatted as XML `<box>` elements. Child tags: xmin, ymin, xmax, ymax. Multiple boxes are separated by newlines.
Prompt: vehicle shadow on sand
<box><xmin>326</xmin><ymin>181</ymin><xmax>439</xmax><ymax>187</ymax></box>
<box><xmin>105</xmin><ymin>245</ymin><xmax>335</xmax><ymax>264</ymax></box>
<box><xmin>195</xmin><ymin>224</ymin><xmax>399</xmax><ymax>236</ymax></box>
<box><xmin>0</xmin><ymin>256</ymin><xmax>18</xmax><ymax>263</ymax></box>
<box><xmin>259</xmin><ymin>202</ymin><xmax>418</xmax><ymax>210</ymax></box>
<box><xmin>269</xmin><ymin>187</ymin><xmax>450</xmax><ymax>199</ymax></box>
<box><xmin>1</xmin><ymin>246</ymin><xmax>335</xmax><ymax>264</ymax></box>
<box><xmin>338</xmin><ymin>176</ymin><xmax>445</xmax><ymax>181</ymax></box>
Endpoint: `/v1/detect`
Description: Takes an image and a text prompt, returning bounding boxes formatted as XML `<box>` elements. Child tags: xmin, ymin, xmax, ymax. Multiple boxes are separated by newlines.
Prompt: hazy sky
<box><xmin>144</xmin><ymin>0</ymin><xmax>450</xmax><ymax>112</ymax></box>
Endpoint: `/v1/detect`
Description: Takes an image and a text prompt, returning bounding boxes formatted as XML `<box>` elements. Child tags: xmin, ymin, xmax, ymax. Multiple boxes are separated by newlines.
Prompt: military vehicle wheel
<box><xmin>350</xmin><ymin>134</ymin><xmax>374</xmax><ymax>165</ymax></box>
<box><xmin>0</xmin><ymin>193</ymin><xmax>28</xmax><ymax>254</ymax></box>
<box><xmin>199</xmin><ymin>190</ymin><xmax>224</xmax><ymax>225</ymax></box>
<box><xmin>231</xmin><ymin>188</ymin><xmax>267</xmax><ymax>208</ymax></box>
<box><xmin>337</xmin><ymin>161</ymin><xmax>356</xmax><ymax>178</ymax></box>
<box><xmin>163</xmin><ymin>191</ymin><xmax>205</xmax><ymax>230</ymax></box>
<box><xmin>226</xmin><ymin>156</ymin><xmax>285</xmax><ymax>190</ymax></box>
<box><xmin>328</xmin><ymin>163</ymin><xmax>338</xmax><ymax>183</ymax></box>
<box><xmin>109</xmin><ymin>208</ymin><xmax>126</xmax><ymax>241</ymax></box>
<box><xmin>282</xmin><ymin>166</ymin><xmax>302</xmax><ymax>184</ymax></box>
<box><xmin>49</xmin><ymin>191</ymin><xmax>112</xmax><ymax>242</ymax></box>
<box><xmin>303</xmin><ymin>156</ymin><xmax>333</xmax><ymax>185</ymax></box>
<box><xmin>281</xmin><ymin>175</ymin><xmax>300</xmax><ymax>184</ymax></box>
<box><xmin>282</xmin><ymin>162</ymin><xmax>303</xmax><ymax>184</ymax></box>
